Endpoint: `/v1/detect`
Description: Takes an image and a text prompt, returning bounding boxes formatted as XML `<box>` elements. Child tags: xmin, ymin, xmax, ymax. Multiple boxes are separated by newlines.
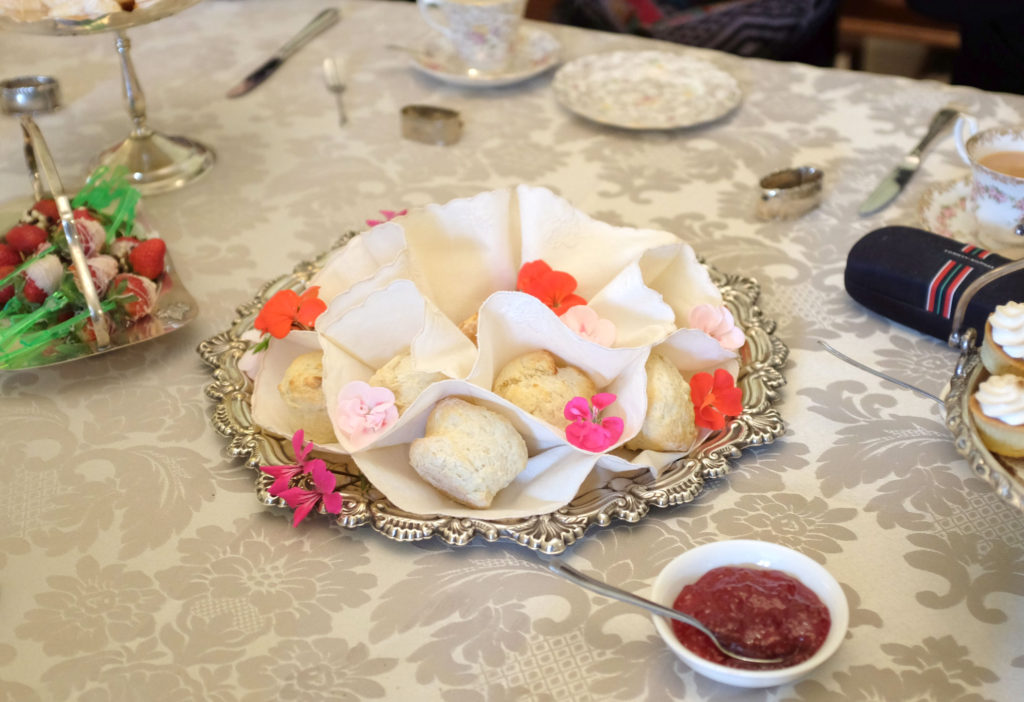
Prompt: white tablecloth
<box><xmin>2</xmin><ymin>1</ymin><xmax>1023</xmax><ymax>699</ymax></box>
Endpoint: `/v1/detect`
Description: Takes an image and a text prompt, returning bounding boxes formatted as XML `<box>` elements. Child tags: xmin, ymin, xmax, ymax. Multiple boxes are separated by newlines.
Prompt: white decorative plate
<box><xmin>410</xmin><ymin>26</ymin><xmax>561</xmax><ymax>88</ymax></box>
<box><xmin>552</xmin><ymin>50</ymin><xmax>742</xmax><ymax>130</ymax></box>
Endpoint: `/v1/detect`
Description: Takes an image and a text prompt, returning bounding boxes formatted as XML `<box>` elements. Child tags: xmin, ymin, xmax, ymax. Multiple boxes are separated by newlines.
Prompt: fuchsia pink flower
<box><xmin>261</xmin><ymin>430</ymin><xmax>322</xmax><ymax>496</ymax></box>
<box><xmin>564</xmin><ymin>393</ymin><xmax>624</xmax><ymax>452</ymax></box>
<box><xmin>688</xmin><ymin>303</ymin><xmax>745</xmax><ymax>350</ymax></box>
<box><xmin>561</xmin><ymin>305</ymin><xmax>616</xmax><ymax>346</ymax></box>
<box><xmin>365</xmin><ymin>209</ymin><xmax>408</xmax><ymax>227</ymax></box>
<box><xmin>261</xmin><ymin>430</ymin><xmax>343</xmax><ymax>527</ymax></box>
<box><xmin>334</xmin><ymin>381</ymin><xmax>399</xmax><ymax>449</ymax></box>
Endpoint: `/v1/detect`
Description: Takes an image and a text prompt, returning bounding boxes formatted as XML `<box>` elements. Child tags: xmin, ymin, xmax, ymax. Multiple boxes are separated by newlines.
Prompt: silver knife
<box><xmin>858</xmin><ymin>106</ymin><xmax>962</xmax><ymax>216</ymax></box>
<box><xmin>226</xmin><ymin>8</ymin><xmax>340</xmax><ymax>99</ymax></box>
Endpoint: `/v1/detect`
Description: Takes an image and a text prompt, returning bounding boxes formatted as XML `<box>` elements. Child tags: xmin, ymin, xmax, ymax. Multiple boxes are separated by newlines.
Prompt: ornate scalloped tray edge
<box><xmin>946</xmin><ymin>344</ymin><xmax>1024</xmax><ymax>512</ymax></box>
<box><xmin>198</xmin><ymin>233</ymin><xmax>788</xmax><ymax>553</ymax></box>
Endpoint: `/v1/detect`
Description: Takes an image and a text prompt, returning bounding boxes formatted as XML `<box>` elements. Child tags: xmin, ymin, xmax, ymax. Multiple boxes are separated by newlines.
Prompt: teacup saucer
<box><xmin>409</xmin><ymin>26</ymin><xmax>561</xmax><ymax>88</ymax></box>
<box><xmin>919</xmin><ymin>177</ymin><xmax>1024</xmax><ymax>258</ymax></box>
<box><xmin>918</xmin><ymin>177</ymin><xmax>975</xmax><ymax>243</ymax></box>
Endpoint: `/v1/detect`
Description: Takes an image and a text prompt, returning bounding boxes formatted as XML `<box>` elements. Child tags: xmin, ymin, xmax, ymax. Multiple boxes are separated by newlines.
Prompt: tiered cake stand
<box><xmin>0</xmin><ymin>0</ymin><xmax>214</xmax><ymax>195</ymax></box>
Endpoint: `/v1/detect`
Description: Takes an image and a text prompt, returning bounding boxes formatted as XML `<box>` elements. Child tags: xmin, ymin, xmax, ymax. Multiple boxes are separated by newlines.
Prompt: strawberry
<box><xmin>0</xmin><ymin>264</ymin><xmax>15</xmax><ymax>305</ymax></box>
<box><xmin>109</xmin><ymin>236</ymin><xmax>141</xmax><ymax>260</ymax></box>
<box><xmin>108</xmin><ymin>273</ymin><xmax>157</xmax><ymax>322</ymax></box>
<box><xmin>22</xmin><ymin>254</ymin><xmax>63</xmax><ymax>305</ymax></box>
<box><xmin>22</xmin><ymin>276</ymin><xmax>48</xmax><ymax>304</ymax></box>
<box><xmin>5</xmin><ymin>224</ymin><xmax>47</xmax><ymax>254</ymax></box>
<box><xmin>0</xmin><ymin>243</ymin><xmax>19</xmax><ymax>267</ymax></box>
<box><xmin>72</xmin><ymin>215</ymin><xmax>107</xmax><ymax>257</ymax></box>
<box><xmin>32</xmin><ymin>199</ymin><xmax>59</xmax><ymax>221</ymax></box>
<box><xmin>128</xmin><ymin>238</ymin><xmax>166</xmax><ymax>280</ymax></box>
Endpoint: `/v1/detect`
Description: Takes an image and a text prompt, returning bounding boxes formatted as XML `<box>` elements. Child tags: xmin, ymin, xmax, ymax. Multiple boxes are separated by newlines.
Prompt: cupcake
<box><xmin>969</xmin><ymin>374</ymin><xmax>1024</xmax><ymax>458</ymax></box>
<box><xmin>981</xmin><ymin>301</ymin><xmax>1024</xmax><ymax>377</ymax></box>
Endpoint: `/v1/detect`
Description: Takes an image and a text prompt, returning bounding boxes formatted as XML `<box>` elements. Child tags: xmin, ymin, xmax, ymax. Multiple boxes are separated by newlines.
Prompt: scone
<box><xmin>969</xmin><ymin>374</ymin><xmax>1024</xmax><ymax>458</ymax></box>
<box><xmin>625</xmin><ymin>352</ymin><xmax>698</xmax><ymax>452</ymax></box>
<box><xmin>409</xmin><ymin>397</ymin><xmax>529</xmax><ymax>508</ymax></box>
<box><xmin>278</xmin><ymin>352</ymin><xmax>336</xmax><ymax>444</ymax></box>
<box><xmin>493</xmin><ymin>350</ymin><xmax>596</xmax><ymax>427</ymax></box>
<box><xmin>980</xmin><ymin>302</ymin><xmax>1024</xmax><ymax>377</ymax></box>
<box><xmin>459</xmin><ymin>312</ymin><xmax>479</xmax><ymax>345</ymax></box>
<box><xmin>368</xmin><ymin>352</ymin><xmax>446</xmax><ymax>413</ymax></box>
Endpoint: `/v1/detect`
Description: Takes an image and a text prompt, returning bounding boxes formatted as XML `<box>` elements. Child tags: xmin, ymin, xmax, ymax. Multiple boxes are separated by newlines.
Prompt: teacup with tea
<box><xmin>417</xmin><ymin>0</ymin><xmax>526</xmax><ymax>73</ymax></box>
<box><xmin>954</xmin><ymin>116</ymin><xmax>1024</xmax><ymax>256</ymax></box>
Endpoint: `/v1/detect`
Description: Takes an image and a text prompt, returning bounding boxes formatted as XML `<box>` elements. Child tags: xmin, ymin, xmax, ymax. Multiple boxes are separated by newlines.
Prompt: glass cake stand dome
<box><xmin>0</xmin><ymin>0</ymin><xmax>215</xmax><ymax>195</ymax></box>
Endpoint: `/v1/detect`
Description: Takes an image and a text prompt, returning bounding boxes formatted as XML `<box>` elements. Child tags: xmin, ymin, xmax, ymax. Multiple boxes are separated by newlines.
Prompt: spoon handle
<box><xmin>546</xmin><ymin>559</ymin><xmax>713</xmax><ymax>635</ymax></box>
<box><xmin>545</xmin><ymin>558</ymin><xmax>785</xmax><ymax>665</ymax></box>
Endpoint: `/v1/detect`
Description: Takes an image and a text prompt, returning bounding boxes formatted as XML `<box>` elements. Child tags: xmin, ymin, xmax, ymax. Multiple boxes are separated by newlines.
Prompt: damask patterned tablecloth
<box><xmin>2</xmin><ymin>1</ymin><xmax>1023</xmax><ymax>700</ymax></box>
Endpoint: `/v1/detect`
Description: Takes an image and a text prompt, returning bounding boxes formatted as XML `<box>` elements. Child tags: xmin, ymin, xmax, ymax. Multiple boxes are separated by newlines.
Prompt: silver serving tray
<box><xmin>198</xmin><ymin>233</ymin><xmax>788</xmax><ymax>553</ymax></box>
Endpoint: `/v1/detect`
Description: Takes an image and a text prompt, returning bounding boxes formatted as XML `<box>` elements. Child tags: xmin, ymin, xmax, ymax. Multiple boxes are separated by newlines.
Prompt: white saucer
<box><xmin>918</xmin><ymin>177</ymin><xmax>1024</xmax><ymax>259</ymax></box>
<box><xmin>918</xmin><ymin>177</ymin><xmax>974</xmax><ymax>243</ymax></box>
<box><xmin>552</xmin><ymin>50</ymin><xmax>742</xmax><ymax>130</ymax></box>
<box><xmin>410</xmin><ymin>26</ymin><xmax>561</xmax><ymax>88</ymax></box>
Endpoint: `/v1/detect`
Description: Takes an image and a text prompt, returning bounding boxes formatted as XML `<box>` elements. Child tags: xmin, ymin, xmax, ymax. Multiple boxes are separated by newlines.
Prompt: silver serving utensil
<box><xmin>546</xmin><ymin>558</ymin><xmax>785</xmax><ymax>665</ymax></box>
<box><xmin>859</xmin><ymin>106</ymin><xmax>964</xmax><ymax>216</ymax></box>
<box><xmin>322</xmin><ymin>56</ymin><xmax>347</xmax><ymax>126</ymax></box>
<box><xmin>817</xmin><ymin>340</ymin><xmax>943</xmax><ymax>404</ymax></box>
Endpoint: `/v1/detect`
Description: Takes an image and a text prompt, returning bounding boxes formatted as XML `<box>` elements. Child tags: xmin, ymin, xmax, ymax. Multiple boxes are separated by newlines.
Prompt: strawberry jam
<box><xmin>671</xmin><ymin>566</ymin><xmax>830</xmax><ymax>670</ymax></box>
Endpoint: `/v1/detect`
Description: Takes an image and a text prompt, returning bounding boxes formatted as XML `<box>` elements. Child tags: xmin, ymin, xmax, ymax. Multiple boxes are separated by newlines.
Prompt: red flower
<box><xmin>690</xmin><ymin>368</ymin><xmax>743</xmax><ymax>431</ymax></box>
<box><xmin>516</xmin><ymin>260</ymin><xmax>586</xmax><ymax>316</ymax></box>
<box><xmin>254</xmin><ymin>286</ymin><xmax>327</xmax><ymax>339</ymax></box>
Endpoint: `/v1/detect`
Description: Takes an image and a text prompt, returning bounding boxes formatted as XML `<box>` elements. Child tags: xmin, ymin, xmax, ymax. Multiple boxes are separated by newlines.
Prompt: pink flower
<box><xmin>365</xmin><ymin>209</ymin><xmax>408</xmax><ymax>227</ymax></box>
<box><xmin>688</xmin><ymin>303</ymin><xmax>745</xmax><ymax>350</ymax></box>
<box><xmin>261</xmin><ymin>430</ymin><xmax>322</xmax><ymax>496</ymax></box>
<box><xmin>276</xmin><ymin>462</ymin><xmax>343</xmax><ymax>527</ymax></box>
<box><xmin>563</xmin><ymin>393</ymin><xmax>623</xmax><ymax>452</ymax></box>
<box><xmin>560</xmin><ymin>305</ymin><xmax>616</xmax><ymax>346</ymax></box>
<box><xmin>334</xmin><ymin>381</ymin><xmax>399</xmax><ymax>449</ymax></box>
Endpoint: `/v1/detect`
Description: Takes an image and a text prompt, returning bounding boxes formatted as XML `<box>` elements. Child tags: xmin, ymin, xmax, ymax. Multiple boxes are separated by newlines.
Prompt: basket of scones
<box><xmin>946</xmin><ymin>258</ymin><xmax>1024</xmax><ymax>511</ymax></box>
<box><xmin>201</xmin><ymin>186</ymin><xmax>787</xmax><ymax>551</ymax></box>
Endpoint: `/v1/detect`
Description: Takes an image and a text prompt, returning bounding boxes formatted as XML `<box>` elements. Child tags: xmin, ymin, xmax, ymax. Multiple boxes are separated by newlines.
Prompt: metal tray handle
<box><xmin>948</xmin><ymin>257</ymin><xmax>1024</xmax><ymax>356</ymax></box>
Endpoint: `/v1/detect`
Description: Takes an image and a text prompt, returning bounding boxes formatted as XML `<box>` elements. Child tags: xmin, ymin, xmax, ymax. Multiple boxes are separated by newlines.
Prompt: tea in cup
<box><xmin>954</xmin><ymin>115</ymin><xmax>1024</xmax><ymax>257</ymax></box>
<box><xmin>417</xmin><ymin>0</ymin><xmax>526</xmax><ymax>73</ymax></box>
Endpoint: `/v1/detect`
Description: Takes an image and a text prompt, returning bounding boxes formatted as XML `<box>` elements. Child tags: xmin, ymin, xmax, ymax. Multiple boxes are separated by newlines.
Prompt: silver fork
<box><xmin>322</xmin><ymin>57</ymin><xmax>347</xmax><ymax>126</ymax></box>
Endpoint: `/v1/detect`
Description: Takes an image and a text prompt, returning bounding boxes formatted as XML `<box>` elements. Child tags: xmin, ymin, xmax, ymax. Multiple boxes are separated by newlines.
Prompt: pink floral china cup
<box><xmin>417</xmin><ymin>0</ymin><xmax>525</xmax><ymax>72</ymax></box>
<box><xmin>953</xmin><ymin>115</ymin><xmax>1024</xmax><ymax>258</ymax></box>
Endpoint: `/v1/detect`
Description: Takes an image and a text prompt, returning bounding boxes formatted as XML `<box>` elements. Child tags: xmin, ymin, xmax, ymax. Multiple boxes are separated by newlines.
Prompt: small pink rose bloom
<box><xmin>334</xmin><ymin>381</ymin><xmax>399</xmax><ymax>449</ymax></box>
<box><xmin>277</xmin><ymin>462</ymin><xmax>343</xmax><ymax>527</ymax></box>
<box><xmin>365</xmin><ymin>209</ymin><xmax>408</xmax><ymax>227</ymax></box>
<box><xmin>561</xmin><ymin>305</ymin><xmax>616</xmax><ymax>346</ymax></box>
<box><xmin>688</xmin><ymin>303</ymin><xmax>745</xmax><ymax>350</ymax></box>
<box><xmin>563</xmin><ymin>394</ymin><xmax>624</xmax><ymax>453</ymax></box>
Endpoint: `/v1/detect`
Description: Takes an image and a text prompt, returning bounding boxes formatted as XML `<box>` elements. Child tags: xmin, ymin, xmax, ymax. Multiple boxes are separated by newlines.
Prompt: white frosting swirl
<box><xmin>975</xmin><ymin>374</ymin><xmax>1024</xmax><ymax>426</ymax></box>
<box><xmin>990</xmin><ymin>301</ymin><xmax>1024</xmax><ymax>359</ymax></box>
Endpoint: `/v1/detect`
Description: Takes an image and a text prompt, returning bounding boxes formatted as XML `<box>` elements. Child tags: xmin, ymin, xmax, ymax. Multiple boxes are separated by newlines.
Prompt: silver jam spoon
<box><xmin>546</xmin><ymin>558</ymin><xmax>785</xmax><ymax>665</ymax></box>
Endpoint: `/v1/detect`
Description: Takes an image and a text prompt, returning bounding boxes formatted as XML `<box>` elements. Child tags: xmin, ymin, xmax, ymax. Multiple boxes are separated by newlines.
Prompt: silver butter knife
<box><xmin>858</xmin><ymin>106</ymin><xmax>962</xmax><ymax>216</ymax></box>
<box><xmin>227</xmin><ymin>7</ymin><xmax>340</xmax><ymax>99</ymax></box>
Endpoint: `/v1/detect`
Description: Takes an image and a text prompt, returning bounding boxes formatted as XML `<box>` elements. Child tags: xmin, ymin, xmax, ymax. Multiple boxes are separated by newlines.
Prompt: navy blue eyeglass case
<box><xmin>844</xmin><ymin>226</ymin><xmax>1023</xmax><ymax>341</ymax></box>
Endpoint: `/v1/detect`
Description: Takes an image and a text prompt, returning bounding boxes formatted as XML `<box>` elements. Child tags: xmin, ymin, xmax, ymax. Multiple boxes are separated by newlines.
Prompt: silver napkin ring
<box><xmin>401</xmin><ymin>104</ymin><xmax>462</xmax><ymax>146</ymax></box>
<box><xmin>756</xmin><ymin>166</ymin><xmax>824</xmax><ymax>220</ymax></box>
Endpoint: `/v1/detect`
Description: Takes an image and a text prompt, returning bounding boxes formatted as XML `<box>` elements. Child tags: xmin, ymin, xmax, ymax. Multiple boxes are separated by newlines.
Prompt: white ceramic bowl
<box><xmin>650</xmin><ymin>539</ymin><xmax>849</xmax><ymax>689</ymax></box>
